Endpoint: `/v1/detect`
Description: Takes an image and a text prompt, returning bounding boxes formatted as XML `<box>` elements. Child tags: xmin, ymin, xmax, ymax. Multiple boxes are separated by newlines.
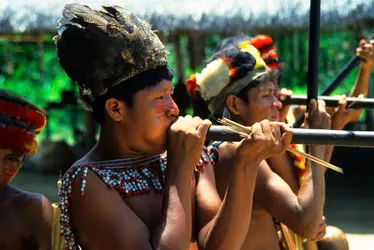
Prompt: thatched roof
<box><xmin>1</xmin><ymin>0</ymin><xmax>373</xmax><ymax>34</ymax></box>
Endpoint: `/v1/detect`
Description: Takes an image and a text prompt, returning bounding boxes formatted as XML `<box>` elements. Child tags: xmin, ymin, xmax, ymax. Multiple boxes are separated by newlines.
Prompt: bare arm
<box><xmin>267</xmin><ymin>153</ymin><xmax>299</xmax><ymax>193</ymax></box>
<box><xmin>195</xmin><ymin>121</ymin><xmax>293</xmax><ymax>250</ymax></box>
<box><xmin>28</xmin><ymin>194</ymin><xmax>52</xmax><ymax>250</ymax></box>
<box><xmin>349</xmin><ymin>39</ymin><xmax>373</xmax><ymax>99</ymax></box>
<box><xmin>325</xmin><ymin>41</ymin><xmax>373</xmax><ymax>161</ymax></box>
<box><xmin>196</xmin><ymin>148</ymin><xmax>260</xmax><ymax>250</ymax></box>
<box><xmin>70</xmin><ymin>170</ymin><xmax>193</xmax><ymax>250</ymax></box>
<box><xmin>158</xmin><ymin>163</ymin><xmax>194</xmax><ymax>249</ymax></box>
<box><xmin>255</xmin><ymin>145</ymin><xmax>326</xmax><ymax>239</ymax></box>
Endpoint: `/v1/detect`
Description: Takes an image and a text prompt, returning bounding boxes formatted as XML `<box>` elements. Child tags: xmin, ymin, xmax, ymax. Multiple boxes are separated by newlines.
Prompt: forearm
<box><xmin>158</xmin><ymin>170</ymin><xmax>193</xmax><ymax>250</ymax></box>
<box><xmin>347</xmin><ymin>64</ymin><xmax>371</xmax><ymax>122</ymax></box>
<box><xmin>350</xmin><ymin>63</ymin><xmax>371</xmax><ymax>98</ymax></box>
<box><xmin>296</xmin><ymin>146</ymin><xmax>326</xmax><ymax>237</ymax></box>
<box><xmin>201</xmin><ymin>159</ymin><xmax>259</xmax><ymax>250</ymax></box>
<box><xmin>324</xmin><ymin>145</ymin><xmax>334</xmax><ymax>162</ymax></box>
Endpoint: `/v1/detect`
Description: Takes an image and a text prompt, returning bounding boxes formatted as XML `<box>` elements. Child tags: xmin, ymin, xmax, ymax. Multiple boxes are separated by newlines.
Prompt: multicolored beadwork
<box><xmin>59</xmin><ymin>149</ymin><xmax>213</xmax><ymax>249</ymax></box>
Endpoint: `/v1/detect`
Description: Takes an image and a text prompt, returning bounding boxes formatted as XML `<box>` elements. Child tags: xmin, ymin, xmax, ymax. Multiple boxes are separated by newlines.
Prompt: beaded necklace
<box><xmin>59</xmin><ymin>150</ymin><xmax>213</xmax><ymax>250</ymax></box>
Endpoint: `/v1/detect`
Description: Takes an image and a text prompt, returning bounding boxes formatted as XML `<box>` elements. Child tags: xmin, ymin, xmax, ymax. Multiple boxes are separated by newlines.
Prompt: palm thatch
<box><xmin>0</xmin><ymin>0</ymin><xmax>373</xmax><ymax>35</ymax></box>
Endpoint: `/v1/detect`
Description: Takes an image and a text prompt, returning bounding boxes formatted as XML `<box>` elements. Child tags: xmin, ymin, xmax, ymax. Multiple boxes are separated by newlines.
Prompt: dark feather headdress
<box><xmin>53</xmin><ymin>4</ymin><xmax>168</xmax><ymax>110</ymax></box>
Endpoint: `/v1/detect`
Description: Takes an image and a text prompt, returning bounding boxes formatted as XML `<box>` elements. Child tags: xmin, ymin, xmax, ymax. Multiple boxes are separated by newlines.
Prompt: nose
<box><xmin>166</xmin><ymin>96</ymin><xmax>180</xmax><ymax>118</ymax></box>
<box><xmin>273</xmin><ymin>95</ymin><xmax>282</xmax><ymax>109</ymax></box>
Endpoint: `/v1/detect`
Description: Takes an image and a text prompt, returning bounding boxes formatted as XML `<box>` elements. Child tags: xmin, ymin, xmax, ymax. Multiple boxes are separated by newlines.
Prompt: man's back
<box><xmin>0</xmin><ymin>185</ymin><xmax>51</xmax><ymax>250</ymax></box>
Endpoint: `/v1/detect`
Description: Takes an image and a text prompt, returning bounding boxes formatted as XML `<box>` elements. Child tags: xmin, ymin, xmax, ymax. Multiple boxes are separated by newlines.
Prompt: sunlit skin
<box><xmin>213</xmin><ymin>77</ymin><xmax>329</xmax><ymax>250</ymax></box>
<box><xmin>229</xmin><ymin>80</ymin><xmax>282</xmax><ymax>127</ymax></box>
<box><xmin>68</xmin><ymin>75</ymin><xmax>292</xmax><ymax>250</ymax></box>
<box><xmin>89</xmin><ymin>80</ymin><xmax>180</xmax><ymax>161</ymax></box>
<box><xmin>117</xmin><ymin>80</ymin><xmax>179</xmax><ymax>154</ymax></box>
<box><xmin>0</xmin><ymin>149</ymin><xmax>24</xmax><ymax>189</ymax></box>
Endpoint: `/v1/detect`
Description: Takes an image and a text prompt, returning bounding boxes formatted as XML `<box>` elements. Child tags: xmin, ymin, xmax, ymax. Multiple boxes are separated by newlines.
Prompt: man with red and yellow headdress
<box><xmin>0</xmin><ymin>89</ymin><xmax>52</xmax><ymax>250</ymax></box>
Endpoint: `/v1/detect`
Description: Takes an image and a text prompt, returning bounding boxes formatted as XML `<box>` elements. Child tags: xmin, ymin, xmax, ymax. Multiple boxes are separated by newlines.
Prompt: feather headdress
<box><xmin>186</xmin><ymin>46</ymin><xmax>268</xmax><ymax>116</ymax></box>
<box><xmin>0</xmin><ymin>90</ymin><xmax>46</xmax><ymax>155</ymax></box>
<box><xmin>54</xmin><ymin>3</ymin><xmax>168</xmax><ymax>110</ymax></box>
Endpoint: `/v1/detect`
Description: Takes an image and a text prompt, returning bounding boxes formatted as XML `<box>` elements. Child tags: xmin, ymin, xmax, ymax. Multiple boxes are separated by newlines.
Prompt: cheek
<box><xmin>259</xmin><ymin>99</ymin><xmax>274</xmax><ymax>114</ymax></box>
<box><xmin>0</xmin><ymin>165</ymin><xmax>21</xmax><ymax>185</ymax></box>
<box><xmin>151</xmin><ymin>101</ymin><xmax>174</xmax><ymax>125</ymax></box>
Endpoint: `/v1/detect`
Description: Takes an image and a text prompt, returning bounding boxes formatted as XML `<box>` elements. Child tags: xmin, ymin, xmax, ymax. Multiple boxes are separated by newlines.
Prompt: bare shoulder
<box><xmin>209</xmin><ymin>142</ymin><xmax>237</xmax><ymax>199</ymax></box>
<box><xmin>7</xmin><ymin>186</ymin><xmax>51</xmax><ymax>212</ymax></box>
<box><xmin>68</xmin><ymin>169</ymin><xmax>152</xmax><ymax>249</ymax></box>
<box><xmin>6</xmin><ymin>185</ymin><xmax>52</xmax><ymax>243</ymax></box>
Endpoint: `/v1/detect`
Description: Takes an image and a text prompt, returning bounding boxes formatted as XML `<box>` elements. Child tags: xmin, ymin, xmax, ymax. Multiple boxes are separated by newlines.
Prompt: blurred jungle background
<box><xmin>1</xmin><ymin>0</ymin><xmax>374</xmax><ymax>248</ymax></box>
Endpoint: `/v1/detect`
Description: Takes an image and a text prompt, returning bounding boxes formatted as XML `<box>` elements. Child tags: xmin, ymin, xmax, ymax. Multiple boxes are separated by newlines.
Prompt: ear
<box><xmin>226</xmin><ymin>95</ymin><xmax>243</xmax><ymax>116</ymax></box>
<box><xmin>104</xmin><ymin>98</ymin><xmax>126</xmax><ymax>122</ymax></box>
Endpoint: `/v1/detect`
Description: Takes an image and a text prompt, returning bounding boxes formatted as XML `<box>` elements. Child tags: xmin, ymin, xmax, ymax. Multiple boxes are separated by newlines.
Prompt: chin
<box><xmin>270</xmin><ymin>116</ymin><xmax>280</xmax><ymax>122</ymax></box>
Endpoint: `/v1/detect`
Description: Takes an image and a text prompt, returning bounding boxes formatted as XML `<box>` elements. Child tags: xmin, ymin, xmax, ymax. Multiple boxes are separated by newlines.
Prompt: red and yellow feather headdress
<box><xmin>238</xmin><ymin>34</ymin><xmax>280</xmax><ymax>71</ymax></box>
<box><xmin>0</xmin><ymin>90</ymin><xmax>46</xmax><ymax>155</ymax></box>
<box><xmin>185</xmin><ymin>45</ymin><xmax>268</xmax><ymax>116</ymax></box>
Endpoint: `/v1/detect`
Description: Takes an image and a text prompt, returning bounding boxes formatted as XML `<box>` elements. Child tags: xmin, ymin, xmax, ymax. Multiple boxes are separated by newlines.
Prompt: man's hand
<box><xmin>330</xmin><ymin>94</ymin><xmax>362</xmax><ymax>130</ymax></box>
<box><xmin>357</xmin><ymin>39</ymin><xmax>374</xmax><ymax>70</ymax></box>
<box><xmin>278</xmin><ymin>88</ymin><xmax>293</xmax><ymax>122</ymax></box>
<box><xmin>303</xmin><ymin>99</ymin><xmax>331</xmax><ymax>130</ymax></box>
<box><xmin>236</xmin><ymin>120</ymin><xmax>293</xmax><ymax>164</ymax></box>
<box><xmin>310</xmin><ymin>216</ymin><xmax>327</xmax><ymax>242</ymax></box>
<box><xmin>167</xmin><ymin>115</ymin><xmax>212</xmax><ymax>174</ymax></box>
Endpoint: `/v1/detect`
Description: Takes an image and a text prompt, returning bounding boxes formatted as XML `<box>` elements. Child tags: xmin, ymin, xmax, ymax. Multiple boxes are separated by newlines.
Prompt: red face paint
<box><xmin>0</xmin><ymin>150</ymin><xmax>23</xmax><ymax>188</ymax></box>
<box><xmin>154</xmin><ymin>101</ymin><xmax>178</xmax><ymax>125</ymax></box>
<box><xmin>1</xmin><ymin>167</ymin><xmax>19</xmax><ymax>186</ymax></box>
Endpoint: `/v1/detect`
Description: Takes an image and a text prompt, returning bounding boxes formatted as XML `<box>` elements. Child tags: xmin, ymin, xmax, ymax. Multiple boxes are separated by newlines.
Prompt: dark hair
<box><xmin>212</xmin><ymin>48</ymin><xmax>278</xmax><ymax>105</ymax></box>
<box><xmin>210</xmin><ymin>47</ymin><xmax>257</xmax><ymax>83</ymax></box>
<box><xmin>214</xmin><ymin>34</ymin><xmax>252</xmax><ymax>53</ymax></box>
<box><xmin>92</xmin><ymin>67</ymin><xmax>174</xmax><ymax>124</ymax></box>
<box><xmin>0</xmin><ymin>89</ymin><xmax>45</xmax><ymax>115</ymax></box>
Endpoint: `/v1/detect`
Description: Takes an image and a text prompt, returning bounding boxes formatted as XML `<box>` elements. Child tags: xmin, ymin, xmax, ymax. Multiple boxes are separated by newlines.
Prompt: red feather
<box><xmin>0</xmin><ymin>101</ymin><xmax>46</xmax><ymax>134</ymax></box>
<box><xmin>0</xmin><ymin>126</ymin><xmax>37</xmax><ymax>154</ymax></box>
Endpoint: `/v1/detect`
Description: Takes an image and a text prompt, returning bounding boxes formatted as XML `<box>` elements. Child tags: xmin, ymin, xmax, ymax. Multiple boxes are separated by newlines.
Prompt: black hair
<box><xmin>0</xmin><ymin>89</ymin><xmax>45</xmax><ymax>115</ymax></box>
<box><xmin>213</xmin><ymin>34</ymin><xmax>252</xmax><ymax>53</ymax></box>
<box><xmin>92</xmin><ymin>66</ymin><xmax>174</xmax><ymax>124</ymax></box>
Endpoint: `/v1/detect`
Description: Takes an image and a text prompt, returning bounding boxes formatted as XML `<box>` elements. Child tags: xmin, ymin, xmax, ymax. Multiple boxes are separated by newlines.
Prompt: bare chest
<box><xmin>122</xmin><ymin>191</ymin><xmax>163</xmax><ymax>231</ymax></box>
<box><xmin>241</xmin><ymin>202</ymin><xmax>280</xmax><ymax>250</ymax></box>
<box><xmin>122</xmin><ymin>176</ymin><xmax>196</xmax><ymax>232</ymax></box>
<box><xmin>0</xmin><ymin>206</ymin><xmax>37</xmax><ymax>250</ymax></box>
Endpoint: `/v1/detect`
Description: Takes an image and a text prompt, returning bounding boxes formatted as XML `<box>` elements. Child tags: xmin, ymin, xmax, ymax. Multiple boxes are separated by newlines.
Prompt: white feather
<box><xmin>196</xmin><ymin>59</ymin><xmax>230</xmax><ymax>101</ymax></box>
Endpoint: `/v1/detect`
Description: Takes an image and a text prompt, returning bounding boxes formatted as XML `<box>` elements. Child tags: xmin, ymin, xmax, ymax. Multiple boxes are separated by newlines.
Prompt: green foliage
<box><xmin>1</xmin><ymin>28</ymin><xmax>373</xmax><ymax>144</ymax></box>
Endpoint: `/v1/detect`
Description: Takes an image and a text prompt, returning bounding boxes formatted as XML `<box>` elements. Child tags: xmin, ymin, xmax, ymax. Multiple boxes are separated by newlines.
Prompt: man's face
<box><xmin>240</xmin><ymin>80</ymin><xmax>282</xmax><ymax>126</ymax></box>
<box><xmin>120</xmin><ymin>80</ymin><xmax>180</xmax><ymax>154</ymax></box>
<box><xmin>0</xmin><ymin>149</ymin><xmax>24</xmax><ymax>188</ymax></box>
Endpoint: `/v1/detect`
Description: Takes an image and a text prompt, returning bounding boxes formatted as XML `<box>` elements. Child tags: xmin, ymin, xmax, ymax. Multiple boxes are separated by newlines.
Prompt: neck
<box><xmin>93</xmin><ymin>125</ymin><xmax>147</xmax><ymax>161</ymax></box>
<box><xmin>0</xmin><ymin>184</ymin><xmax>9</xmax><ymax>193</ymax></box>
<box><xmin>232</xmin><ymin>115</ymin><xmax>251</xmax><ymax>127</ymax></box>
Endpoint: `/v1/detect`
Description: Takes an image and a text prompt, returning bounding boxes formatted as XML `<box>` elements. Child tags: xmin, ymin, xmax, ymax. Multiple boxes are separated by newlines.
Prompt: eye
<box><xmin>6</xmin><ymin>156</ymin><xmax>22</xmax><ymax>163</ymax></box>
<box><xmin>155</xmin><ymin>94</ymin><xmax>166</xmax><ymax>100</ymax></box>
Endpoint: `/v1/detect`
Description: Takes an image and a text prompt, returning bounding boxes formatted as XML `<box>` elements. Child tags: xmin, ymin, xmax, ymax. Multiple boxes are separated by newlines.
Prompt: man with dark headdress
<box><xmin>53</xmin><ymin>3</ymin><xmax>293</xmax><ymax>250</ymax></box>
<box><xmin>0</xmin><ymin>89</ymin><xmax>51</xmax><ymax>250</ymax></box>
<box><xmin>186</xmin><ymin>45</ymin><xmax>331</xmax><ymax>250</ymax></box>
